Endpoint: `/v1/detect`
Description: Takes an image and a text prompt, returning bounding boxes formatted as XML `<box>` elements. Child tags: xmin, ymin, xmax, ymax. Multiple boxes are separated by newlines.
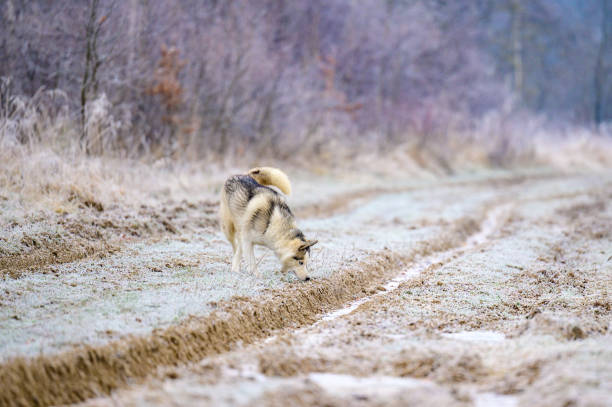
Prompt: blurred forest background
<box><xmin>0</xmin><ymin>0</ymin><xmax>610</xmax><ymax>162</ymax></box>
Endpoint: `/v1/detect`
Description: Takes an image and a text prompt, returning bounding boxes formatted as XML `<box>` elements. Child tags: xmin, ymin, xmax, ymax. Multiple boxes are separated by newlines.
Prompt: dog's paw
<box><xmin>250</xmin><ymin>268</ymin><xmax>261</xmax><ymax>278</ymax></box>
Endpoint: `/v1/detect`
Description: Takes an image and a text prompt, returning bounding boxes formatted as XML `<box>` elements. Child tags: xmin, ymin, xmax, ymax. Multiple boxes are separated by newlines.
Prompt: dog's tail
<box><xmin>248</xmin><ymin>167</ymin><xmax>292</xmax><ymax>195</ymax></box>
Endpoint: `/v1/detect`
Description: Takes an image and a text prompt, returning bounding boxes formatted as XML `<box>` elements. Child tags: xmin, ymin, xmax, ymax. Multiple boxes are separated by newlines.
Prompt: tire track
<box><xmin>318</xmin><ymin>203</ymin><xmax>512</xmax><ymax>324</ymax></box>
<box><xmin>256</xmin><ymin>202</ymin><xmax>512</xmax><ymax>351</ymax></box>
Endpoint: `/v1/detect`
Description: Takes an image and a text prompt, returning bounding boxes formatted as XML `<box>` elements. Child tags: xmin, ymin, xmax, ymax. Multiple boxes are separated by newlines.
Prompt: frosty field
<box><xmin>1</xmin><ymin>168</ymin><xmax>611</xmax><ymax>406</ymax></box>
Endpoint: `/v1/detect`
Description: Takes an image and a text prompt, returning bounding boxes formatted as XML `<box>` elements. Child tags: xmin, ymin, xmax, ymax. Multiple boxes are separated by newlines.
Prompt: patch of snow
<box><xmin>307</xmin><ymin>373</ymin><xmax>433</xmax><ymax>397</ymax></box>
<box><xmin>474</xmin><ymin>392</ymin><xmax>519</xmax><ymax>407</ymax></box>
<box><xmin>441</xmin><ymin>330</ymin><xmax>506</xmax><ymax>343</ymax></box>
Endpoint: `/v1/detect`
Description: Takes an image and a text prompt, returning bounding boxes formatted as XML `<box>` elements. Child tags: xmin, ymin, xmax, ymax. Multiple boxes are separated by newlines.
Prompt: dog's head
<box><xmin>282</xmin><ymin>237</ymin><xmax>318</xmax><ymax>281</ymax></box>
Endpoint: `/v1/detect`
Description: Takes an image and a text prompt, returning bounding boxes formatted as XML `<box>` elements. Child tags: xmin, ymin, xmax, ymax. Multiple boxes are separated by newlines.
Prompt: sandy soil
<box><xmin>1</xmin><ymin>168</ymin><xmax>611</xmax><ymax>406</ymax></box>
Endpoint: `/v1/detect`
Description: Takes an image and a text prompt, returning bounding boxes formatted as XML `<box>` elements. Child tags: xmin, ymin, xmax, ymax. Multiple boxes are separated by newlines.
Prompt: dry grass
<box><xmin>0</xmin><ymin>146</ymin><xmax>224</xmax><ymax>212</ymax></box>
<box><xmin>533</xmin><ymin>129</ymin><xmax>612</xmax><ymax>170</ymax></box>
<box><xmin>2</xmin><ymin>87</ymin><xmax>611</xmax><ymax>202</ymax></box>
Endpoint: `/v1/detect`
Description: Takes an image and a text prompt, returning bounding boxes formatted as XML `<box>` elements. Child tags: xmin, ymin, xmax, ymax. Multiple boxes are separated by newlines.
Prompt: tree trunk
<box><xmin>510</xmin><ymin>0</ymin><xmax>523</xmax><ymax>99</ymax></box>
<box><xmin>81</xmin><ymin>0</ymin><xmax>100</xmax><ymax>145</ymax></box>
<box><xmin>594</xmin><ymin>0</ymin><xmax>610</xmax><ymax>124</ymax></box>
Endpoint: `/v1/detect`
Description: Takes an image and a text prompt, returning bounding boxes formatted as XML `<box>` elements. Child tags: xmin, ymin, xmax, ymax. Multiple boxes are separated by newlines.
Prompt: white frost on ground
<box><xmin>473</xmin><ymin>392</ymin><xmax>518</xmax><ymax>407</ymax></box>
<box><xmin>307</xmin><ymin>372</ymin><xmax>434</xmax><ymax>395</ymax></box>
<box><xmin>320</xmin><ymin>203</ymin><xmax>513</xmax><ymax>323</ymax></box>
<box><xmin>1</xmin><ymin>170</ymin><xmax>609</xmax><ymax>363</ymax></box>
<box><xmin>75</xmin><ymin>170</ymin><xmax>612</xmax><ymax>407</ymax></box>
<box><xmin>1</xmin><ymin>172</ymin><xmax>507</xmax><ymax>359</ymax></box>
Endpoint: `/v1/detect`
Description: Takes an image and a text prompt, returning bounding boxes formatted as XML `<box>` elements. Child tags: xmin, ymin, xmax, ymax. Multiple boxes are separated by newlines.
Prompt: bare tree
<box><xmin>80</xmin><ymin>0</ymin><xmax>107</xmax><ymax>145</ymax></box>
<box><xmin>594</xmin><ymin>0</ymin><xmax>610</xmax><ymax>124</ymax></box>
<box><xmin>510</xmin><ymin>0</ymin><xmax>524</xmax><ymax>98</ymax></box>
<box><xmin>1</xmin><ymin>0</ymin><xmax>609</xmax><ymax>158</ymax></box>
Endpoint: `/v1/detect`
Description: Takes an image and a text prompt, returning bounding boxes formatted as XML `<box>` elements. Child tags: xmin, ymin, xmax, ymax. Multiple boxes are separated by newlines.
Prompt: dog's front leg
<box><xmin>231</xmin><ymin>234</ymin><xmax>243</xmax><ymax>273</ymax></box>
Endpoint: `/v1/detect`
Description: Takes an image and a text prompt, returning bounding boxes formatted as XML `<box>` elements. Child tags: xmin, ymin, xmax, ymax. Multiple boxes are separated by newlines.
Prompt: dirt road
<box><xmin>1</xmin><ymin>169</ymin><xmax>611</xmax><ymax>406</ymax></box>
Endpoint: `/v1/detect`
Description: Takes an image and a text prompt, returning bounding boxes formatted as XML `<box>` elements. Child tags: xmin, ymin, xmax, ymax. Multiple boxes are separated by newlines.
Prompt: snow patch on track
<box><xmin>307</xmin><ymin>372</ymin><xmax>434</xmax><ymax>396</ymax></box>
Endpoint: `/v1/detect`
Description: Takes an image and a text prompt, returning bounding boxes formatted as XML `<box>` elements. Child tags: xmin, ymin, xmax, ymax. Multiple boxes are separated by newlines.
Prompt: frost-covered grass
<box><xmin>101</xmin><ymin>173</ymin><xmax>611</xmax><ymax>407</ymax></box>
<box><xmin>2</xmin><ymin>169</ymin><xmax>610</xmax><ymax>360</ymax></box>
<box><xmin>0</xmin><ymin>170</ymin><xmax>511</xmax><ymax>360</ymax></box>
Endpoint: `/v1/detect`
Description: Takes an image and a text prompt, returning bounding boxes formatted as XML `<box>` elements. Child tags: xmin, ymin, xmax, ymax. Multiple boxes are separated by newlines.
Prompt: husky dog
<box><xmin>220</xmin><ymin>167</ymin><xmax>318</xmax><ymax>281</ymax></box>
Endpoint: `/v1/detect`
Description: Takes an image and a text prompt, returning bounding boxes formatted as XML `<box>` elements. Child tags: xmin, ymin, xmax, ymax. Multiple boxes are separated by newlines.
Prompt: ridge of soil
<box><xmin>0</xmin><ymin>200</ymin><xmax>218</xmax><ymax>278</ymax></box>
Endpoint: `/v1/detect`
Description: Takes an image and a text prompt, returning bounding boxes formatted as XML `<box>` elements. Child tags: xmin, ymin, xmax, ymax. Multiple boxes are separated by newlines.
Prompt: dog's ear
<box><xmin>299</xmin><ymin>239</ymin><xmax>318</xmax><ymax>252</ymax></box>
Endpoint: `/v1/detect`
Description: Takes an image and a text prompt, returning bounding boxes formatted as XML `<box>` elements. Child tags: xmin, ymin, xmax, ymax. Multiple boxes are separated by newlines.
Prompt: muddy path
<box><xmin>1</xmin><ymin>170</ymin><xmax>611</xmax><ymax>406</ymax></box>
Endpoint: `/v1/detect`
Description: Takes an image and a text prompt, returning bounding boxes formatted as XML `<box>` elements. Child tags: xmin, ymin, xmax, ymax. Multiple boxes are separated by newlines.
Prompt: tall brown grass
<box><xmin>1</xmin><ymin>79</ymin><xmax>611</xmax><ymax>213</ymax></box>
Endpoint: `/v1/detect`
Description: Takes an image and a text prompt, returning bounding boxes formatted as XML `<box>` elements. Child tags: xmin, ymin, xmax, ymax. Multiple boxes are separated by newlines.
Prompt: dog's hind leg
<box><xmin>242</xmin><ymin>237</ymin><xmax>258</xmax><ymax>276</ymax></box>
